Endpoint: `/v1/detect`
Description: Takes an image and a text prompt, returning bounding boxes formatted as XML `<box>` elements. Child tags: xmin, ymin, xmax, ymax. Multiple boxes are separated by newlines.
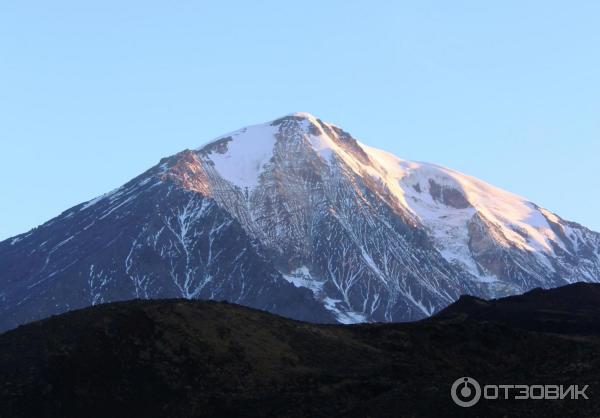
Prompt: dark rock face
<box><xmin>0</xmin><ymin>171</ymin><xmax>333</xmax><ymax>332</ymax></box>
<box><xmin>428</xmin><ymin>179</ymin><xmax>471</xmax><ymax>208</ymax></box>
<box><xmin>1</xmin><ymin>113</ymin><xmax>600</xmax><ymax>331</ymax></box>
<box><xmin>1</xmin><ymin>283</ymin><xmax>600</xmax><ymax>418</ymax></box>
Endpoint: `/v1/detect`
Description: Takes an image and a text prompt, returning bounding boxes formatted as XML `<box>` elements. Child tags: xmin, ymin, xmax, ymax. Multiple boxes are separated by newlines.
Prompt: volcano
<box><xmin>1</xmin><ymin>112</ymin><xmax>599</xmax><ymax>331</ymax></box>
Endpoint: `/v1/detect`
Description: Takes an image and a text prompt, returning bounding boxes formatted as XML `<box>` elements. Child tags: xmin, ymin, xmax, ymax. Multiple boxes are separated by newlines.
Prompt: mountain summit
<box><xmin>1</xmin><ymin>113</ymin><xmax>599</xmax><ymax>331</ymax></box>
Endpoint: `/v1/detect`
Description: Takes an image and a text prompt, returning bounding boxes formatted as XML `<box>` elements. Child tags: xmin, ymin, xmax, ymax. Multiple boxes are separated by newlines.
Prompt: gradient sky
<box><xmin>1</xmin><ymin>1</ymin><xmax>599</xmax><ymax>240</ymax></box>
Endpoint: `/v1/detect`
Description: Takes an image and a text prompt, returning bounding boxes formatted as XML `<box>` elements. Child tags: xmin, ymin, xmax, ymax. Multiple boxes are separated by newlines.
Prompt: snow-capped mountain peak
<box><xmin>185</xmin><ymin>113</ymin><xmax>599</xmax><ymax>296</ymax></box>
<box><xmin>1</xmin><ymin>113</ymin><xmax>599</xmax><ymax>331</ymax></box>
<box><xmin>196</xmin><ymin>114</ymin><xmax>577</xmax><ymax>258</ymax></box>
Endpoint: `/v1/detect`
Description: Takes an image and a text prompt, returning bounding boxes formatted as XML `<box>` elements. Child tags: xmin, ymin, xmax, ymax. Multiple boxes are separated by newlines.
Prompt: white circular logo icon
<box><xmin>451</xmin><ymin>377</ymin><xmax>481</xmax><ymax>407</ymax></box>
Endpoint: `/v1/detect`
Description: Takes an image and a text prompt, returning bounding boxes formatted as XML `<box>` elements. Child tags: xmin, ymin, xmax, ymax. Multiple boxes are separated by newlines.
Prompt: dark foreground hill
<box><xmin>434</xmin><ymin>281</ymin><xmax>600</xmax><ymax>334</ymax></box>
<box><xmin>1</xmin><ymin>283</ymin><xmax>600</xmax><ymax>418</ymax></box>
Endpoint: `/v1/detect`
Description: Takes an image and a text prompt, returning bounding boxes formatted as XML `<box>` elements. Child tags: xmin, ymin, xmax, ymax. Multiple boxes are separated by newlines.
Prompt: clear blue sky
<box><xmin>1</xmin><ymin>1</ymin><xmax>599</xmax><ymax>240</ymax></box>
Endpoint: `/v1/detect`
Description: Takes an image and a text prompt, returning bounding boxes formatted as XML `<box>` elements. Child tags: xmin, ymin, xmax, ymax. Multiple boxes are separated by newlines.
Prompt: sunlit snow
<box><xmin>200</xmin><ymin>124</ymin><xmax>278</xmax><ymax>189</ymax></box>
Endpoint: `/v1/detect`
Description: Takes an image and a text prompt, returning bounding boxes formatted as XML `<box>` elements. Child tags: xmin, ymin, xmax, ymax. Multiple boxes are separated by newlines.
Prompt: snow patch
<box><xmin>323</xmin><ymin>297</ymin><xmax>367</xmax><ymax>324</ymax></box>
<box><xmin>10</xmin><ymin>236</ymin><xmax>23</xmax><ymax>245</ymax></box>
<box><xmin>200</xmin><ymin>124</ymin><xmax>278</xmax><ymax>189</ymax></box>
<box><xmin>282</xmin><ymin>266</ymin><xmax>325</xmax><ymax>295</ymax></box>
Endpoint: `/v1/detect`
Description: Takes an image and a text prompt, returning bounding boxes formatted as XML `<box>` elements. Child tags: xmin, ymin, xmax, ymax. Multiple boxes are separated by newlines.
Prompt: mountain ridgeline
<box><xmin>1</xmin><ymin>112</ymin><xmax>599</xmax><ymax>331</ymax></box>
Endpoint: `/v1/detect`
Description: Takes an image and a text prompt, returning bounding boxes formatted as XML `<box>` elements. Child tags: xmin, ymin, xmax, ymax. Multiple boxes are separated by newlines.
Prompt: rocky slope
<box><xmin>1</xmin><ymin>112</ymin><xmax>599</xmax><ymax>330</ymax></box>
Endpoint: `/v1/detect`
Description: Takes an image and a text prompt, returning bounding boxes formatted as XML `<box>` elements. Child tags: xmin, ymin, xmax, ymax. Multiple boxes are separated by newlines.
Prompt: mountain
<box><xmin>1</xmin><ymin>112</ymin><xmax>600</xmax><ymax>331</ymax></box>
<box><xmin>1</xmin><ymin>283</ymin><xmax>599</xmax><ymax>418</ymax></box>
